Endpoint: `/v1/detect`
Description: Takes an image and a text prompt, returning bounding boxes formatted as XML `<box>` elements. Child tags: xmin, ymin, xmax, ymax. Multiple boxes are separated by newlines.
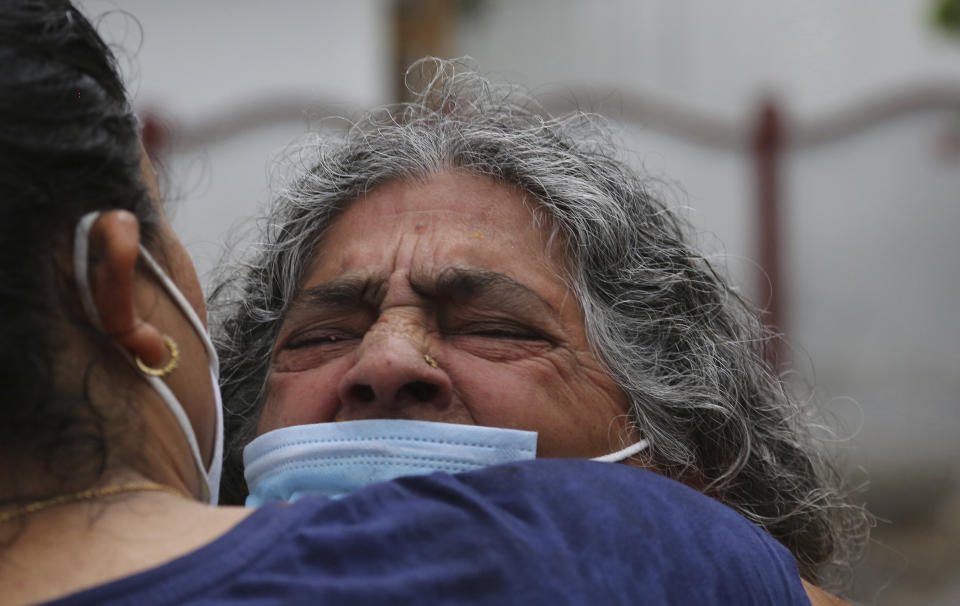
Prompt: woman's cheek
<box><xmin>260</xmin><ymin>366</ymin><xmax>344</xmax><ymax>431</ymax></box>
<box><xmin>442</xmin><ymin>355</ymin><xmax>545</xmax><ymax>430</ymax></box>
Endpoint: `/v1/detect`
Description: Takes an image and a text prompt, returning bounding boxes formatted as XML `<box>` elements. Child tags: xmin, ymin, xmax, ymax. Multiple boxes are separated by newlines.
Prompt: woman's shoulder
<box><xmin>250</xmin><ymin>460</ymin><xmax>812</xmax><ymax>605</ymax></box>
<box><xmin>45</xmin><ymin>460</ymin><xmax>812</xmax><ymax>605</ymax></box>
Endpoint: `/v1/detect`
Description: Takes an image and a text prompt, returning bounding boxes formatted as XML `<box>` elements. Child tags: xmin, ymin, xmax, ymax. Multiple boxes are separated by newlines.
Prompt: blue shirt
<box><xmin>46</xmin><ymin>460</ymin><xmax>810</xmax><ymax>605</ymax></box>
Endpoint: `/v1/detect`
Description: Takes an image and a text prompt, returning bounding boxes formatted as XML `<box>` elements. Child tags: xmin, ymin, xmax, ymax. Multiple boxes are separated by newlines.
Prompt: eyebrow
<box><xmin>290</xmin><ymin>267</ymin><xmax>556</xmax><ymax>317</ymax></box>
<box><xmin>412</xmin><ymin>267</ymin><xmax>557</xmax><ymax>316</ymax></box>
<box><xmin>295</xmin><ymin>274</ymin><xmax>386</xmax><ymax>311</ymax></box>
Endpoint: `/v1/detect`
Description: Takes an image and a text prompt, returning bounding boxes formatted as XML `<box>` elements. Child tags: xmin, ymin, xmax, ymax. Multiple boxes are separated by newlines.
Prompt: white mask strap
<box><xmin>138</xmin><ymin>247</ymin><xmax>219</xmax><ymax>371</ymax></box>
<box><xmin>591</xmin><ymin>439</ymin><xmax>649</xmax><ymax>463</ymax></box>
<box><xmin>73</xmin><ymin>212</ymin><xmax>103</xmax><ymax>330</ymax></box>
<box><xmin>73</xmin><ymin>211</ymin><xmax>221</xmax><ymax>504</ymax></box>
<box><xmin>137</xmin><ymin>247</ymin><xmax>223</xmax><ymax>504</ymax></box>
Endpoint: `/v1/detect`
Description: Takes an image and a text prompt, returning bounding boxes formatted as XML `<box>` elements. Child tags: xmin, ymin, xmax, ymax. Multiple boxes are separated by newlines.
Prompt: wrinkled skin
<box><xmin>254</xmin><ymin>170</ymin><xmax>851</xmax><ymax>606</ymax></box>
<box><xmin>259</xmin><ymin>171</ymin><xmax>639</xmax><ymax>458</ymax></box>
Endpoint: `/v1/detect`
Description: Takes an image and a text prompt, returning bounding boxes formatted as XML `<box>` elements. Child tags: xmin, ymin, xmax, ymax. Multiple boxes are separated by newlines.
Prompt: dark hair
<box><xmin>0</xmin><ymin>0</ymin><xmax>159</xmax><ymax>501</ymax></box>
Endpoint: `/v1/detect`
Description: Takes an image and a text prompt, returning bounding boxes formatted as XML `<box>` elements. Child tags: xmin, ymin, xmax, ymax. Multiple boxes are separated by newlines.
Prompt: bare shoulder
<box><xmin>802</xmin><ymin>580</ymin><xmax>850</xmax><ymax>606</ymax></box>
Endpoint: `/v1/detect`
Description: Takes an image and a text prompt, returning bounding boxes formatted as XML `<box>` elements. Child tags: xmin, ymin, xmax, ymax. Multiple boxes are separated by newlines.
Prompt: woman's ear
<box><xmin>86</xmin><ymin>210</ymin><xmax>169</xmax><ymax>368</ymax></box>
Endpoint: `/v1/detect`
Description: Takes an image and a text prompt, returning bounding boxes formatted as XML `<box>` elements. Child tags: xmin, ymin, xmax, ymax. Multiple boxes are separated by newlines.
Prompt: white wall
<box><xmin>457</xmin><ymin>0</ymin><xmax>960</xmax><ymax>120</ymax></box>
<box><xmin>78</xmin><ymin>0</ymin><xmax>392</xmax><ymax>279</ymax></box>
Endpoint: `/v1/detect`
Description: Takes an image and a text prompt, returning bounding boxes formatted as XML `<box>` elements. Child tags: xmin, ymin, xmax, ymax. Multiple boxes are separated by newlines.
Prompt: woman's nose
<box><xmin>336</xmin><ymin>328</ymin><xmax>452</xmax><ymax>418</ymax></box>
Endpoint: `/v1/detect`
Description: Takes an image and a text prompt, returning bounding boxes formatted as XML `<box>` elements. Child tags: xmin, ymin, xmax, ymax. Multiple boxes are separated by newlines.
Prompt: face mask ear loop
<box><xmin>137</xmin><ymin>246</ymin><xmax>221</xmax><ymax>502</ymax></box>
<box><xmin>138</xmin><ymin>246</ymin><xmax>223</xmax><ymax>503</ymax></box>
<box><xmin>137</xmin><ymin>247</ymin><xmax>220</xmax><ymax>374</ymax></box>
<box><xmin>73</xmin><ymin>211</ymin><xmax>215</xmax><ymax>504</ymax></box>
<box><xmin>139</xmin><ymin>372</ymin><xmax>213</xmax><ymax>502</ymax></box>
<box><xmin>74</xmin><ymin>212</ymin><xmax>104</xmax><ymax>330</ymax></box>
<box><xmin>591</xmin><ymin>439</ymin><xmax>650</xmax><ymax>463</ymax></box>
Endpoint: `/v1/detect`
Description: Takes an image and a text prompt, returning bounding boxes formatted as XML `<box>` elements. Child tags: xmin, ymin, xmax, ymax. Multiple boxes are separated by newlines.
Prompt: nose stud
<box><xmin>423</xmin><ymin>353</ymin><xmax>439</xmax><ymax>368</ymax></box>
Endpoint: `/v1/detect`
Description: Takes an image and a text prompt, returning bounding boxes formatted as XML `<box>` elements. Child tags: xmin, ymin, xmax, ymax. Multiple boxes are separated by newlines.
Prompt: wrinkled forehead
<box><xmin>302</xmin><ymin>171</ymin><xmax>574</xmax><ymax>288</ymax></box>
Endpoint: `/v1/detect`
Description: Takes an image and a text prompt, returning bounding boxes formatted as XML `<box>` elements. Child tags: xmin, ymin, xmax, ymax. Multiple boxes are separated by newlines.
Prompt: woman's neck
<box><xmin>0</xmin><ymin>484</ymin><xmax>250</xmax><ymax>606</ymax></box>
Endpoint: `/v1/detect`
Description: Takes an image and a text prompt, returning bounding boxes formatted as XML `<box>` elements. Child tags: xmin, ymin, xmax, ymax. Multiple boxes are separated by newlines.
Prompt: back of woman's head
<box><xmin>0</xmin><ymin>0</ymin><xmax>159</xmax><ymax>491</ymax></box>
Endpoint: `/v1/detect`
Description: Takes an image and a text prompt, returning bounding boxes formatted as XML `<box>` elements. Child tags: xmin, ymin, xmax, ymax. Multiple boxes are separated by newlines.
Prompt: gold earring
<box><xmin>423</xmin><ymin>353</ymin><xmax>439</xmax><ymax>368</ymax></box>
<box><xmin>135</xmin><ymin>335</ymin><xmax>180</xmax><ymax>377</ymax></box>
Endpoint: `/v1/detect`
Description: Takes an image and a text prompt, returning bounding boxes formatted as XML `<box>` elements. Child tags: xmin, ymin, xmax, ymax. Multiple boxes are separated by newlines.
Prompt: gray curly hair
<box><xmin>211</xmin><ymin>59</ymin><xmax>868</xmax><ymax>589</ymax></box>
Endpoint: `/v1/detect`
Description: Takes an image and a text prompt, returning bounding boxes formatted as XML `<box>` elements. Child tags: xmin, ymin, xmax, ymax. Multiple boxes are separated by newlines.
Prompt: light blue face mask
<box><xmin>243</xmin><ymin>419</ymin><xmax>648</xmax><ymax>506</ymax></box>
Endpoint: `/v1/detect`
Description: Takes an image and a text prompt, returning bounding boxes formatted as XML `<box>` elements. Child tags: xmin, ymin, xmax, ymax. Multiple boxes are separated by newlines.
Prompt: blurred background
<box><xmin>79</xmin><ymin>1</ymin><xmax>960</xmax><ymax>603</ymax></box>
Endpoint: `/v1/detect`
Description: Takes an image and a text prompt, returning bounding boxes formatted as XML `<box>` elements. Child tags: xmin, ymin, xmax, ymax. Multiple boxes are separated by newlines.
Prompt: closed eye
<box><xmin>469</xmin><ymin>330</ymin><xmax>538</xmax><ymax>340</ymax></box>
<box><xmin>444</xmin><ymin>321</ymin><xmax>555</xmax><ymax>361</ymax></box>
<box><xmin>454</xmin><ymin>324</ymin><xmax>547</xmax><ymax>341</ymax></box>
<box><xmin>285</xmin><ymin>333</ymin><xmax>357</xmax><ymax>350</ymax></box>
